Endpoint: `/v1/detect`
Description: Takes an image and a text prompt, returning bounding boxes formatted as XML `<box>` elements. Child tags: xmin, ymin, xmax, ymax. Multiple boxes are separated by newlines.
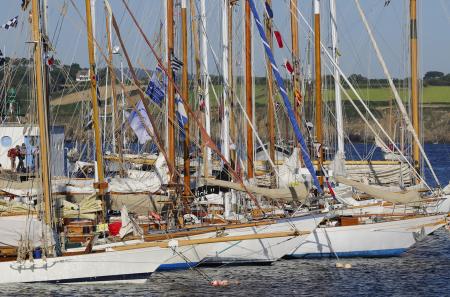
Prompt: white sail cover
<box><xmin>335</xmin><ymin>176</ymin><xmax>422</xmax><ymax>204</ymax></box>
<box><xmin>203</xmin><ymin>178</ymin><xmax>308</xmax><ymax>202</ymax></box>
<box><xmin>0</xmin><ymin>215</ymin><xmax>54</xmax><ymax>248</ymax></box>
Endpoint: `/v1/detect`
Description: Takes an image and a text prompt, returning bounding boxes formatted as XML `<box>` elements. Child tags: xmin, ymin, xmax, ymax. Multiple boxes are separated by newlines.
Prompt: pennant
<box><xmin>175</xmin><ymin>94</ymin><xmax>188</xmax><ymax>140</ymax></box>
<box><xmin>264</xmin><ymin>1</ymin><xmax>273</xmax><ymax>19</ymax></box>
<box><xmin>2</xmin><ymin>16</ymin><xmax>18</xmax><ymax>30</ymax></box>
<box><xmin>248</xmin><ymin>0</ymin><xmax>323</xmax><ymax>193</ymax></box>
<box><xmin>285</xmin><ymin>60</ymin><xmax>294</xmax><ymax>74</ymax></box>
<box><xmin>128</xmin><ymin>100</ymin><xmax>153</xmax><ymax>144</ymax></box>
<box><xmin>274</xmin><ymin>31</ymin><xmax>283</xmax><ymax>48</ymax></box>
<box><xmin>146</xmin><ymin>69</ymin><xmax>166</xmax><ymax>105</ymax></box>
<box><xmin>170</xmin><ymin>53</ymin><xmax>183</xmax><ymax>72</ymax></box>
<box><xmin>46</xmin><ymin>55</ymin><xmax>55</xmax><ymax>67</ymax></box>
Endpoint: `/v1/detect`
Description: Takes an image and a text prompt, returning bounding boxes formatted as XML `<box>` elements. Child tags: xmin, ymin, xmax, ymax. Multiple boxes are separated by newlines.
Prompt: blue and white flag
<box><xmin>2</xmin><ymin>16</ymin><xmax>18</xmax><ymax>30</ymax></box>
<box><xmin>146</xmin><ymin>68</ymin><xmax>165</xmax><ymax>105</ymax></box>
<box><xmin>128</xmin><ymin>100</ymin><xmax>153</xmax><ymax>144</ymax></box>
<box><xmin>175</xmin><ymin>94</ymin><xmax>188</xmax><ymax>140</ymax></box>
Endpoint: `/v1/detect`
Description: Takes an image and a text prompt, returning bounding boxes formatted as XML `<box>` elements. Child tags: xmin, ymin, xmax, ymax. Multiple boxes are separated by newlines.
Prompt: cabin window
<box><xmin>1</xmin><ymin>136</ymin><xmax>12</xmax><ymax>147</ymax></box>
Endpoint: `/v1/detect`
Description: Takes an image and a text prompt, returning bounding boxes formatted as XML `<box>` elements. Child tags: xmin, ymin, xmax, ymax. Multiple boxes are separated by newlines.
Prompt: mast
<box><xmin>313</xmin><ymin>0</ymin><xmax>323</xmax><ymax>186</ymax></box>
<box><xmin>32</xmin><ymin>0</ymin><xmax>52</xmax><ymax>225</ymax></box>
<box><xmin>85</xmin><ymin>0</ymin><xmax>107</xmax><ymax>201</ymax></box>
<box><xmin>228</xmin><ymin>1</ymin><xmax>236</xmax><ymax>168</ymax></box>
<box><xmin>167</xmin><ymin>0</ymin><xmax>176</xmax><ymax>182</ymax></box>
<box><xmin>330</xmin><ymin>0</ymin><xmax>344</xmax><ymax>160</ymax></box>
<box><xmin>264</xmin><ymin>0</ymin><xmax>276</xmax><ymax>186</ymax></box>
<box><xmin>410</xmin><ymin>0</ymin><xmax>420</xmax><ymax>176</ymax></box>
<box><xmin>181</xmin><ymin>0</ymin><xmax>190</xmax><ymax>195</ymax></box>
<box><xmin>104</xmin><ymin>0</ymin><xmax>125</xmax><ymax>176</ymax></box>
<box><xmin>290</xmin><ymin>0</ymin><xmax>301</xmax><ymax>136</ymax></box>
<box><xmin>200</xmin><ymin>0</ymin><xmax>211</xmax><ymax>176</ymax></box>
<box><xmin>221</xmin><ymin>0</ymin><xmax>230</xmax><ymax>163</ymax></box>
<box><xmin>245</xmin><ymin>0</ymin><xmax>254</xmax><ymax>179</ymax></box>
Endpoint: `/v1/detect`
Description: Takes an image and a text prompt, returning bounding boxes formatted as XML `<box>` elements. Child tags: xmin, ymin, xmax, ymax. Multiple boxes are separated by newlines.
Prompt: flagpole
<box><xmin>314</xmin><ymin>0</ymin><xmax>323</xmax><ymax>187</ymax></box>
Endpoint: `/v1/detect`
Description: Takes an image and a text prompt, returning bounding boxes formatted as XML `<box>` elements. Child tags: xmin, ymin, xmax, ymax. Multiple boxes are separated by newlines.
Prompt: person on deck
<box><xmin>7</xmin><ymin>145</ymin><xmax>19</xmax><ymax>172</ymax></box>
<box><xmin>17</xmin><ymin>143</ymin><xmax>26</xmax><ymax>173</ymax></box>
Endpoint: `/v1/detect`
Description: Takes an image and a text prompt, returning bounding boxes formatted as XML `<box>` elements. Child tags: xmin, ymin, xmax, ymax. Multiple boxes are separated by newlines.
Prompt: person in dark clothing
<box><xmin>17</xmin><ymin>143</ymin><xmax>26</xmax><ymax>172</ymax></box>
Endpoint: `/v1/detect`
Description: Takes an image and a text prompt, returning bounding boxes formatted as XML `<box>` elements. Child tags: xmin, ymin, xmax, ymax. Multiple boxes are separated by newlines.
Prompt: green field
<box><xmin>250</xmin><ymin>85</ymin><xmax>450</xmax><ymax>106</ymax></box>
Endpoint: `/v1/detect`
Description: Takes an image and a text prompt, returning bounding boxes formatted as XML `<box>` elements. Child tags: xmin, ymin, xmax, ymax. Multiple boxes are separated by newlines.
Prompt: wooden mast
<box><xmin>410</xmin><ymin>0</ymin><xmax>420</xmax><ymax>177</ymax></box>
<box><xmin>245</xmin><ymin>0</ymin><xmax>254</xmax><ymax>179</ymax></box>
<box><xmin>264</xmin><ymin>0</ymin><xmax>276</xmax><ymax>187</ymax></box>
<box><xmin>167</xmin><ymin>0</ymin><xmax>176</xmax><ymax>183</ymax></box>
<box><xmin>104</xmin><ymin>0</ymin><xmax>125</xmax><ymax>177</ymax></box>
<box><xmin>85</xmin><ymin>0</ymin><xmax>107</xmax><ymax>207</ymax></box>
<box><xmin>290</xmin><ymin>0</ymin><xmax>301</xmax><ymax>136</ymax></box>
<box><xmin>228</xmin><ymin>1</ymin><xmax>237</xmax><ymax>169</ymax></box>
<box><xmin>313</xmin><ymin>0</ymin><xmax>323</xmax><ymax>186</ymax></box>
<box><xmin>181</xmin><ymin>0</ymin><xmax>190</xmax><ymax>195</ymax></box>
<box><xmin>32</xmin><ymin>0</ymin><xmax>52</xmax><ymax>225</ymax></box>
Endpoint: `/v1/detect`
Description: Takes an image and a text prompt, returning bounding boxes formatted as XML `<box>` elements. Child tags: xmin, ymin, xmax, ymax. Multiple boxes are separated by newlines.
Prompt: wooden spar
<box><xmin>104</xmin><ymin>1</ymin><xmax>125</xmax><ymax>177</ymax></box>
<box><xmin>181</xmin><ymin>0</ymin><xmax>190</xmax><ymax>195</ymax></box>
<box><xmin>264</xmin><ymin>0</ymin><xmax>276</xmax><ymax>187</ymax></box>
<box><xmin>290</xmin><ymin>0</ymin><xmax>301</xmax><ymax>141</ymax></box>
<box><xmin>111</xmin><ymin>16</ymin><xmax>175</xmax><ymax>178</ymax></box>
<box><xmin>32</xmin><ymin>0</ymin><xmax>52</xmax><ymax>225</ymax></box>
<box><xmin>167</xmin><ymin>0</ymin><xmax>176</xmax><ymax>183</ymax></box>
<box><xmin>228</xmin><ymin>1</ymin><xmax>237</xmax><ymax>169</ymax></box>
<box><xmin>410</xmin><ymin>0</ymin><xmax>420</xmax><ymax>177</ymax></box>
<box><xmin>189</xmin><ymin>0</ymin><xmax>201</xmax><ymax>94</ymax></box>
<box><xmin>85</xmin><ymin>0</ymin><xmax>107</xmax><ymax>202</ymax></box>
<box><xmin>313</xmin><ymin>0</ymin><xmax>323</xmax><ymax>186</ymax></box>
<box><xmin>245</xmin><ymin>0</ymin><xmax>254</xmax><ymax>179</ymax></box>
<box><xmin>112</xmin><ymin>230</ymin><xmax>307</xmax><ymax>251</ymax></box>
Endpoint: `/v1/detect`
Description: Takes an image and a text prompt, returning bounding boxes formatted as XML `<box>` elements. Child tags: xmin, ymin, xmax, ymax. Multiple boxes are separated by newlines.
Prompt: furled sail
<box><xmin>335</xmin><ymin>176</ymin><xmax>422</xmax><ymax>204</ymax></box>
<box><xmin>203</xmin><ymin>178</ymin><xmax>308</xmax><ymax>202</ymax></box>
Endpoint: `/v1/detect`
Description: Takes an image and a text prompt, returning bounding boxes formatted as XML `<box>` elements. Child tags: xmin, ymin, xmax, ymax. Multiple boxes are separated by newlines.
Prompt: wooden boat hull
<box><xmin>286</xmin><ymin>214</ymin><xmax>446</xmax><ymax>258</ymax></box>
<box><xmin>0</xmin><ymin>244</ymin><xmax>174</xmax><ymax>284</ymax></box>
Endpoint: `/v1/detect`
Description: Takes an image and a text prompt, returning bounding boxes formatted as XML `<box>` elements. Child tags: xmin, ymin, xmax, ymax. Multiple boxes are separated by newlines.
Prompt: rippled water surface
<box><xmin>1</xmin><ymin>144</ymin><xmax>449</xmax><ymax>296</ymax></box>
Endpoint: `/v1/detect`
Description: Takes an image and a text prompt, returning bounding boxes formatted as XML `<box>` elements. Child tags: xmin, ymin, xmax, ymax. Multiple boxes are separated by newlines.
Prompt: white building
<box><xmin>0</xmin><ymin>124</ymin><xmax>65</xmax><ymax>176</ymax></box>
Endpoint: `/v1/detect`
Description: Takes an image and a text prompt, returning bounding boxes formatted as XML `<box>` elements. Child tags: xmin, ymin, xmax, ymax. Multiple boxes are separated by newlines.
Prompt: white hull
<box><xmin>0</xmin><ymin>244</ymin><xmax>175</xmax><ymax>284</ymax></box>
<box><xmin>188</xmin><ymin>213</ymin><xmax>325</xmax><ymax>265</ymax></box>
<box><xmin>288</xmin><ymin>214</ymin><xmax>446</xmax><ymax>258</ymax></box>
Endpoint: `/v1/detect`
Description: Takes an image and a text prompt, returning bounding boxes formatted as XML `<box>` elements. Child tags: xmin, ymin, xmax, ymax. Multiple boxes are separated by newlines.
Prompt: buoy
<box><xmin>344</xmin><ymin>263</ymin><xmax>352</xmax><ymax>269</ymax></box>
<box><xmin>211</xmin><ymin>280</ymin><xmax>229</xmax><ymax>287</ymax></box>
<box><xmin>335</xmin><ymin>262</ymin><xmax>344</xmax><ymax>268</ymax></box>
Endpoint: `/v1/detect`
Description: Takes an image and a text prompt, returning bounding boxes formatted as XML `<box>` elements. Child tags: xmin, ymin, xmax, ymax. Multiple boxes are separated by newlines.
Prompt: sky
<box><xmin>0</xmin><ymin>0</ymin><xmax>449</xmax><ymax>79</ymax></box>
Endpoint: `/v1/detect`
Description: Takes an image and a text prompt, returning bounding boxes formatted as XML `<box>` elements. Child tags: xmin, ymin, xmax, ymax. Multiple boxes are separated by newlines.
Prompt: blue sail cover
<box><xmin>248</xmin><ymin>0</ymin><xmax>323</xmax><ymax>193</ymax></box>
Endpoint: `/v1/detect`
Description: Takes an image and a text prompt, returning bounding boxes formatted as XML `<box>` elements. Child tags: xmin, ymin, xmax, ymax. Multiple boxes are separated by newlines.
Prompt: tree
<box><xmin>424</xmin><ymin>71</ymin><xmax>444</xmax><ymax>80</ymax></box>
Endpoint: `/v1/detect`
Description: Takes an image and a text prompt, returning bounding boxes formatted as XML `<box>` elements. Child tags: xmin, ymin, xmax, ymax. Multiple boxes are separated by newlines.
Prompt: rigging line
<box><xmin>121</xmin><ymin>0</ymin><xmax>264</xmax><ymax>211</ymax></box>
<box><xmin>323</xmin><ymin>60</ymin><xmax>431</xmax><ymax>190</ymax></box>
<box><xmin>234</xmin><ymin>93</ymin><xmax>279</xmax><ymax>177</ymax></box>
<box><xmin>354</xmin><ymin>0</ymin><xmax>440</xmax><ymax>187</ymax></box>
<box><xmin>289</xmin><ymin>0</ymin><xmax>432</xmax><ymax>188</ymax></box>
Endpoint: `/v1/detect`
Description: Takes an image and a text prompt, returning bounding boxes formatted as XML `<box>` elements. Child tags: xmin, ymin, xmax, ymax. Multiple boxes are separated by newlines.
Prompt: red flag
<box><xmin>274</xmin><ymin>31</ymin><xmax>283</xmax><ymax>48</ymax></box>
<box><xmin>285</xmin><ymin>60</ymin><xmax>294</xmax><ymax>74</ymax></box>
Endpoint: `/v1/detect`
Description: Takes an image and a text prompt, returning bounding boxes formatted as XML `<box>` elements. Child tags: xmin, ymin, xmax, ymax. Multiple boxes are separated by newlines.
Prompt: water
<box><xmin>2</xmin><ymin>144</ymin><xmax>449</xmax><ymax>296</ymax></box>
